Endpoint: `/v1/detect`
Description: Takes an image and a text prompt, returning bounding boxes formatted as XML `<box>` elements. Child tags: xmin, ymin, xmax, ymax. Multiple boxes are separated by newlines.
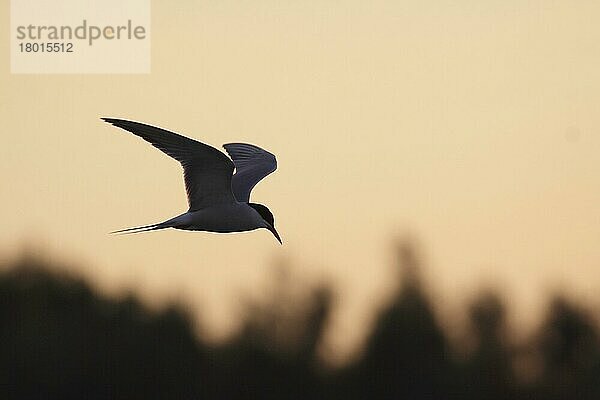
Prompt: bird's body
<box><xmin>172</xmin><ymin>203</ymin><xmax>267</xmax><ymax>233</ymax></box>
<box><xmin>103</xmin><ymin>118</ymin><xmax>281</xmax><ymax>243</ymax></box>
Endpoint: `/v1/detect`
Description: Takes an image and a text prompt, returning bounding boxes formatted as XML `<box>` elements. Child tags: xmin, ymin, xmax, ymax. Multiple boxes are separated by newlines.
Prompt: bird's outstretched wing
<box><xmin>223</xmin><ymin>143</ymin><xmax>277</xmax><ymax>202</ymax></box>
<box><xmin>103</xmin><ymin>118</ymin><xmax>236</xmax><ymax>211</ymax></box>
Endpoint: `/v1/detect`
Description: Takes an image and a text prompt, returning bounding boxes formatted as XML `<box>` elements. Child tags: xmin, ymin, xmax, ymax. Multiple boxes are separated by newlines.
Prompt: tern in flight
<box><xmin>103</xmin><ymin>118</ymin><xmax>282</xmax><ymax>244</ymax></box>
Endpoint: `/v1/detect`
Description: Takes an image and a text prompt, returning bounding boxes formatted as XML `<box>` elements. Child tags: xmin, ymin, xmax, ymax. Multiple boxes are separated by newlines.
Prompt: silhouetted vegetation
<box><xmin>1</xmin><ymin>247</ymin><xmax>599</xmax><ymax>399</ymax></box>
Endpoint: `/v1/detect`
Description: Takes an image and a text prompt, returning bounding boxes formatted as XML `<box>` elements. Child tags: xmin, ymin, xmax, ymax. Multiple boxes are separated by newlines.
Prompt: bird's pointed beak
<box><xmin>267</xmin><ymin>224</ymin><xmax>283</xmax><ymax>244</ymax></box>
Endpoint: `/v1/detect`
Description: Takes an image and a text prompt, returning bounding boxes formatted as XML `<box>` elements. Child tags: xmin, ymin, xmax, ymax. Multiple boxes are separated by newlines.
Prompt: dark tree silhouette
<box><xmin>531</xmin><ymin>297</ymin><xmax>600</xmax><ymax>400</ymax></box>
<box><xmin>461</xmin><ymin>291</ymin><xmax>515</xmax><ymax>400</ymax></box>
<box><xmin>0</xmin><ymin>258</ymin><xmax>216</xmax><ymax>399</ymax></box>
<box><xmin>2</xmin><ymin>246</ymin><xmax>600</xmax><ymax>400</ymax></box>
<box><xmin>344</xmin><ymin>242</ymin><xmax>456</xmax><ymax>399</ymax></box>
<box><xmin>214</xmin><ymin>264</ymin><xmax>333</xmax><ymax>400</ymax></box>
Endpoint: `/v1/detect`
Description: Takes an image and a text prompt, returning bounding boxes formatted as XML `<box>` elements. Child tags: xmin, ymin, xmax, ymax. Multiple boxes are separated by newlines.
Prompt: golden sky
<box><xmin>2</xmin><ymin>0</ymin><xmax>600</xmax><ymax>363</ymax></box>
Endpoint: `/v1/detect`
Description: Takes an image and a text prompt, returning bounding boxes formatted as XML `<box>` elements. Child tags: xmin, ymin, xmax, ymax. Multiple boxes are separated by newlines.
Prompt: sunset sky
<box><xmin>2</xmin><ymin>0</ymin><xmax>600</xmax><ymax>364</ymax></box>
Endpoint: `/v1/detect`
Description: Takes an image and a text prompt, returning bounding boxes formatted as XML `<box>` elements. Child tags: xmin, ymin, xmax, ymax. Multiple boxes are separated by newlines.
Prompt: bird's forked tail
<box><xmin>109</xmin><ymin>222</ymin><xmax>170</xmax><ymax>235</ymax></box>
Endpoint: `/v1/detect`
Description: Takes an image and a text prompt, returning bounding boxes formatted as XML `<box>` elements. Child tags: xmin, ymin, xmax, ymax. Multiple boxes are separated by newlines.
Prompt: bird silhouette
<box><xmin>103</xmin><ymin>118</ymin><xmax>281</xmax><ymax>244</ymax></box>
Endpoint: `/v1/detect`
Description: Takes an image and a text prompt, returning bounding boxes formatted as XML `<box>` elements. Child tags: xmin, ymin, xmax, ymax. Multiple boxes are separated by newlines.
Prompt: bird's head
<box><xmin>248</xmin><ymin>203</ymin><xmax>282</xmax><ymax>244</ymax></box>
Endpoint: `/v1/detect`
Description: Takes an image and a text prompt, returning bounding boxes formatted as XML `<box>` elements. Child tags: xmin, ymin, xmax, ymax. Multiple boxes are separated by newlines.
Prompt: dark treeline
<box><xmin>1</xmin><ymin>244</ymin><xmax>600</xmax><ymax>399</ymax></box>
